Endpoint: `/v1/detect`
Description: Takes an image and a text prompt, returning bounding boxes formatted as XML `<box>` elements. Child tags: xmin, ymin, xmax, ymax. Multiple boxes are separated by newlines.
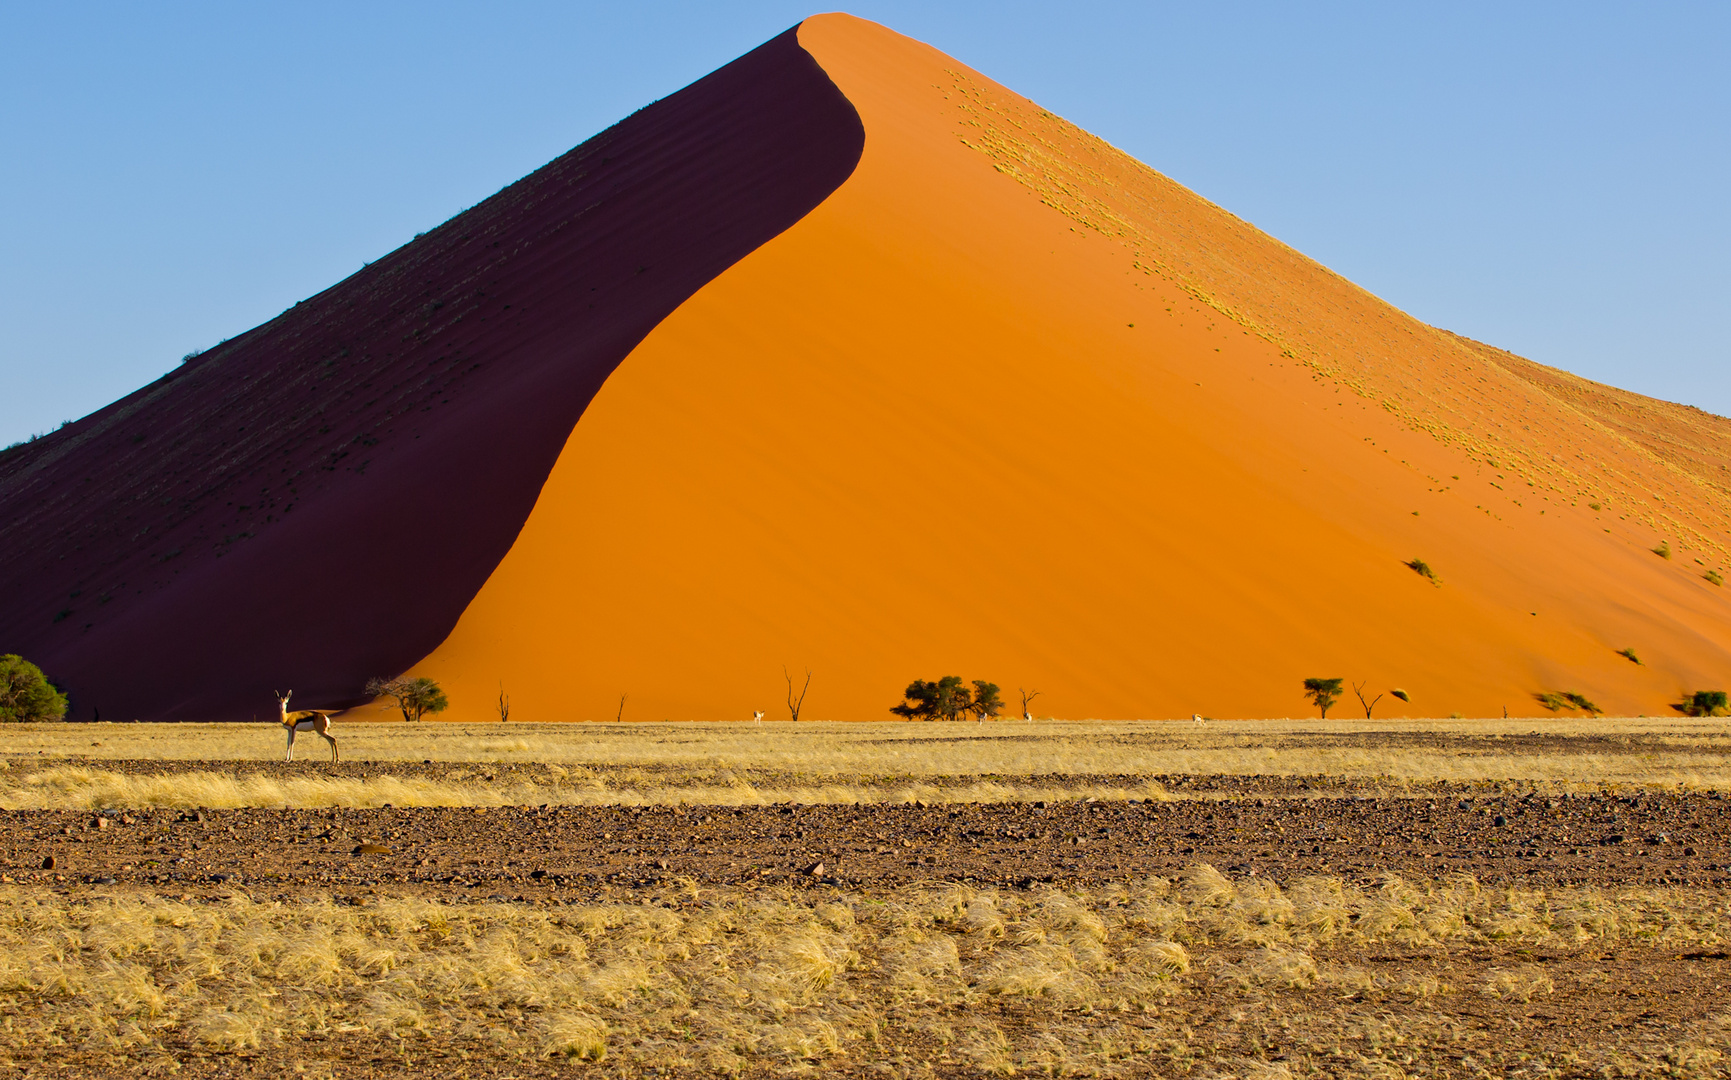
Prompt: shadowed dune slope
<box><xmin>398</xmin><ymin>14</ymin><xmax>1731</xmax><ymax>723</ymax></box>
<box><xmin>0</xmin><ymin>28</ymin><xmax>864</xmax><ymax>720</ymax></box>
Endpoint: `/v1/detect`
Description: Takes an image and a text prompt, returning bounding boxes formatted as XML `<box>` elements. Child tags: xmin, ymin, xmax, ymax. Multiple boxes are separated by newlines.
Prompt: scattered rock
<box><xmin>354</xmin><ymin>843</ymin><xmax>392</xmax><ymax>855</ymax></box>
<box><xmin>41</xmin><ymin>855</ymin><xmax>56</xmax><ymax>870</ymax></box>
<box><xmin>804</xmin><ymin>862</ymin><xmax>825</xmax><ymax>877</ymax></box>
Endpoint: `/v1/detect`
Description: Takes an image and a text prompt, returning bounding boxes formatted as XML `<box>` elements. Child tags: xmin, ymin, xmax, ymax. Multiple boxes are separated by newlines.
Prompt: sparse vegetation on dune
<box><xmin>0</xmin><ymin>871</ymin><xmax>1726</xmax><ymax>1075</ymax></box>
<box><xmin>1403</xmin><ymin>557</ymin><xmax>1440</xmax><ymax>584</ymax></box>
<box><xmin>1536</xmin><ymin>690</ymin><xmax>1603</xmax><ymax>715</ymax></box>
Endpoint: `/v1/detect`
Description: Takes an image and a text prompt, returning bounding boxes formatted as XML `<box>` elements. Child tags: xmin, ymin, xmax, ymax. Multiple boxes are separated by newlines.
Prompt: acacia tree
<box><xmin>365</xmin><ymin>676</ymin><xmax>449</xmax><ymax>722</ymax></box>
<box><xmin>892</xmin><ymin>676</ymin><xmax>990</xmax><ymax>721</ymax></box>
<box><xmin>970</xmin><ymin>681</ymin><xmax>1004</xmax><ymax>722</ymax></box>
<box><xmin>1302</xmin><ymin>677</ymin><xmax>1344</xmax><ymax>719</ymax></box>
<box><xmin>0</xmin><ymin>654</ymin><xmax>67</xmax><ymax>722</ymax></box>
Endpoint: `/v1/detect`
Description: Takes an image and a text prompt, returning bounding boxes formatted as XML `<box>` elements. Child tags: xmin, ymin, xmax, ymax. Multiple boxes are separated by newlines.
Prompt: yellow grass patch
<box><xmin>0</xmin><ymin>870</ymin><xmax>1724</xmax><ymax>1074</ymax></box>
<box><xmin>6</xmin><ymin>718</ymin><xmax>1731</xmax><ymax>809</ymax></box>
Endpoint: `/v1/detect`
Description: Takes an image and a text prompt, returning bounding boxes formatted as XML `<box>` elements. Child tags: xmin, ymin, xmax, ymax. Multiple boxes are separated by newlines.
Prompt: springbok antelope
<box><xmin>752</xmin><ymin>710</ymin><xmax>765</xmax><ymax>724</ymax></box>
<box><xmin>276</xmin><ymin>690</ymin><xmax>339</xmax><ymax>762</ymax></box>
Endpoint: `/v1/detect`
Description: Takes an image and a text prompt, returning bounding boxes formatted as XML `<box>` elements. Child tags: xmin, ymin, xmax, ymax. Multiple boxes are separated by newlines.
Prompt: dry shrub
<box><xmin>1480</xmin><ymin>965</ymin><xmax>1555</xmax><ymax>1002</ymax></box>
<box><xmin>541</xmin><ymin>1011</ymin><xmax>606</xmax><ymax>1061</ymax></box>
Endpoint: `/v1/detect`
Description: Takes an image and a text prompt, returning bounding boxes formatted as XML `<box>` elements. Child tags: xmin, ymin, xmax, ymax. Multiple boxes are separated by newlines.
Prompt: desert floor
<box><xmin>3</xmin><ymin>718</ymin><xmax>1730</xmax><ymax>1078</ymax></box>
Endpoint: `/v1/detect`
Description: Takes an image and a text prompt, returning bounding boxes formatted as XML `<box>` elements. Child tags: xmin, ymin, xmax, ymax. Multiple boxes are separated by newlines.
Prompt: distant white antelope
<box><xmin>752</xmin><ymin>710</ymin><xmax>765</xmax><ymax>724</ymax></box>
<box><xmin>276</xmin><ymin>690</ymin><xmax>339</xmax><ymax>762</ymax></box>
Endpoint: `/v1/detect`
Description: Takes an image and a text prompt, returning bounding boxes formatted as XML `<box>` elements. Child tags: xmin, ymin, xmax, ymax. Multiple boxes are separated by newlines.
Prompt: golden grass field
<box><xmin>2</xmin><ymin>718</ymin><xmax>1729</xmax><ymax>811</ymax></box>
<box><xmin>7</xmin><ymin>718</ymin><xmax>1731</xmax><ymax>1076</ymax></box>
<box><xmin>4</xmin><ymin>869</ymin><xmax>1728</xmax><ymax>1077</ymax></box>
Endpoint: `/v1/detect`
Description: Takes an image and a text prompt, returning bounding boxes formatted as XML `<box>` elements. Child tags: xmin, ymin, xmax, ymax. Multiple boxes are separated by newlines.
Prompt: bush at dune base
<box><xmin>0</xmin><ymin>655</ymin><xmax>68</xmax><ymax>723</ymax></box>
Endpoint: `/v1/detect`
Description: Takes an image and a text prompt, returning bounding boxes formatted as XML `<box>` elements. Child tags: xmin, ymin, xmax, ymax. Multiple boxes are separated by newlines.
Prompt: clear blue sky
<box><xmin>3</xmin><ymin>2</ymin><xmax>1726</xmax><ymax>446</ymax></box>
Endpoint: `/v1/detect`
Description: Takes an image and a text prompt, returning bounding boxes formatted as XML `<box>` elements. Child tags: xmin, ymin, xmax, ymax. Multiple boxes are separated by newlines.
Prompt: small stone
<box><xmin>804</xmin><ymin>862</ymin><xmax>825</xmax><ymax>877</ymax></box>
<box><xmin>1685</xmin><ymin>847</ymin><xmax>1698</xmax><ymax>856</ymax></box>
<box><xmin>41</xmin><ymin>855</ymin><xmax>56</xmax><ymax>870</ymax></box>
<box><xmin>353</xmin><ymin>843</ymin><xmax>391</xmax><ymax>855</ymax></box>
<box><xmin>94</xmin><ymin>818</ymin><xmax>110</xmax><ymax>830</ymax></box>
<box><xmin>1493</xmin><ymin>815</ymin><xmax>1507</xmax><ymax>827</ymax></box>
<box><xmin>530</xmin><ymin>869</ymin><xmax>548</xmax><ymax>879</ymax></box>
<box><xmin>655</xmin><ymin>860</ymin><xmax>669</xmax><ymax>870</ymax></box>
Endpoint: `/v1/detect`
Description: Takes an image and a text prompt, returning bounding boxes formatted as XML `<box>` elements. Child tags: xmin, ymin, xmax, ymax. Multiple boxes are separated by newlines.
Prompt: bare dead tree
<box><xmin>1351</xmin><ymin>681</ymin><xmax>1383</xmax><ymax>720</ymax></box>
<box><xmin>497</xmin><ymin>684</ymin><xmax>510</xmax><ymax>723</ymax></box>
<box><xmin>784</xmin><ymin>666</ymin><xmax>812</xmax><ymax>722</ymax></box>
<box><xmin>617</xmin><ymin>694</ymin><xmax>627</xmax><ymax>723</ymax></box>
<box><xmin>1019</xmin><ymin>687</ymin><xmax>1041</xmax><ymax>721</ymax></box>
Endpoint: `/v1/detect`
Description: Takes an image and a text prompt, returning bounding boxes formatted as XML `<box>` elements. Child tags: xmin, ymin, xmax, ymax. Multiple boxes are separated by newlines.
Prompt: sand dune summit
<box><xmin>3</xmin><ymin>15</ymin><xmax>1728</xmax><ymax>722</ymax></box>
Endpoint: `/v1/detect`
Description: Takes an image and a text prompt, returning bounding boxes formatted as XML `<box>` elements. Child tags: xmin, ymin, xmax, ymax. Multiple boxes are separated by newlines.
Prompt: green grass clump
<box><xmin>1404</xmin><ymin>558</ymin><xmax>1439</xmax><ymax>584</ymax></box>
<box><xmin>1654</xmin><ymin>541</ymin><xmax>1672</xmax><ymax>560</ymax></box>
<box><xmin>1707</xmin><ymin>570</ymin><xmax>1724</xmax><ymax>587</ymax></box>
<box><xmin>1536</xmin><ymin>691</ymin><xmax>1602</xmax><ymax>715</ymax></box>
<box><xmin>1615</xmin><ymin>648</ymin><xmax>1642</xmax><ymax>666</ymax></box>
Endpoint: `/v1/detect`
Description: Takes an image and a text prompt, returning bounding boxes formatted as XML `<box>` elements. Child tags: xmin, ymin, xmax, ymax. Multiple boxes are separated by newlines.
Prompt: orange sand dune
<box><xmin>399</xmin><ymin>14</ymin><xmax>1731</xmax><ymax>723</ymax></box>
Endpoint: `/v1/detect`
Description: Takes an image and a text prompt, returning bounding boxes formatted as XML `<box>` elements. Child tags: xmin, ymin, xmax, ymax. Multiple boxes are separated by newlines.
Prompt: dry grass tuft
<box><xmin>1</xmin><ymin>868</ymin><xmax>1727</xmax><ymax>1072</ymax></box>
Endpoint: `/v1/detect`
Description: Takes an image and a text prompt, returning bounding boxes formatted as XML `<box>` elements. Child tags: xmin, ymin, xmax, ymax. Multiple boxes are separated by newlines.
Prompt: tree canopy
<box><xmin>366</xmin><ymin>676</ymin><xmax>449</xmax><ymax>722</ymax></box>
<box><xmin>970</xmin><ymin>681</ymin><xmax>1003</xmax><ymax>721</ymax></box>
<box><xmin>892</xmin><ymin>676</ymin><xmax>1003</xmax><ymax>721</ymax></box>
<box><xmin>0</xmin><ymin>655</ymin><xmax>67</xmax><ymax>723</ymax></box>
<box><xmin>1302</xmin><ymin>677</ymin><xmax>1344</xmax><ymax>718</ymax></box>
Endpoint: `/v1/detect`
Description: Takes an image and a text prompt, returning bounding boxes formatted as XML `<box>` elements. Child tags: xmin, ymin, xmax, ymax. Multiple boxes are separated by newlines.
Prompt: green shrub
<box><xmin>1616</xmin><ymin>648</ymin><xmax>1642</xmax><ymax>665</ymax></box>
<box><xmin>0</xmin><ymin>655</ymin><xmax>68</xmax><ymax>722</ymax></box>
<box><xmin>1654</xmin><ymin>541</ymin><xmax>1672</xmax><ymax>559</ymax></box>
<box><xmin>1707</xmin><ymin>570</ymin><xmax>1724</xmax><ymax>587</ymax></box>
<box><xmin>1681</xmin><ymin>690</ymin><xmax>1729</xmax><ymax>718</ymax></box>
